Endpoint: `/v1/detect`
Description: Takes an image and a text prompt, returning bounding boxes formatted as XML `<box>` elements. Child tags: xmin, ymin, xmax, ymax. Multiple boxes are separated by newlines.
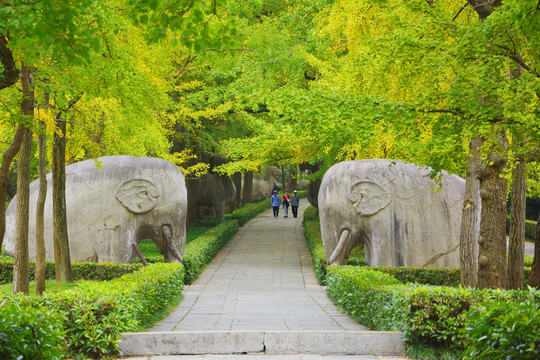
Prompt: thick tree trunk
<box><xmin>507</xmin><ymin>153</ymin><xmax>526</xmax><ymax>289</ymax></box>
<box><xmin>52</xmin><ymin>115</ymin><xmax>74</xmax><ymax>283</ymax></box>
<box><xmin>0</xmin><ymin>125</ymin><xmax>27</xmax><ymax>249</ymax></box>
<box><xmin>186</xmin><ymin>177</ymin><xmax>198</xmax><ymax>230</ymax></box>
<box><xmin>13</xmin><ymin>129</ymin><xmax>32</xmax><ymax>294</ymax></box>
<box><xmin>35</xmin><ymin>120</ymin><xmax>47</xmax><ymax>295</ymax></box>
<box><xmin>460</xmin><ymin>136</ymin><xmax>482</xmax><ymax>287</ymax></box>
<box><xmin>13</xmin><ymin>65</ymin><xmax>34</xmax><ymax>294</ymax></box>
<box><xmin>242</xmin><ymin>171</ymin><xmax>253</xmax><ymax>205</ymax></box>
<box><xmin>232</xmin><ymin>172</ymin><xmax>241</xmax><ymax>210</ymax></box>
<box><xmin>529</xmin><ymin>213</ymin><xmax>540</xmax><ymax>288</ymax></box>
<box><xmin>477</xmin><ymin>133</ymin><xmax>508</xmax><ymax>289</ymax></box>
<box><xmin>0</xmin><ymin>34</ymin><xmax>19</xmax><ymax>90</ymax></box>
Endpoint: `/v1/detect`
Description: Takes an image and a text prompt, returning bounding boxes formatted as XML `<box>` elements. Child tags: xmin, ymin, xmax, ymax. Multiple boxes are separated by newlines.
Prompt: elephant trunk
<box><xmin>162</xmin><ymin>225</ymin><xmax>183</xmax><ymax>263</ymax></box>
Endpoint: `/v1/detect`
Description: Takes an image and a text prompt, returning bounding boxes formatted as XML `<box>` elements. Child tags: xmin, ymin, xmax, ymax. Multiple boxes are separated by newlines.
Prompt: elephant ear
<box><xmin>347</xmin><ymin>181</ymin><xmax>391</xmax><ymax>216</ymax></box>
<box><xmin>116</xmin><ymin>179</ymin><xmax>160</xmax><ymax>214</ymax></box>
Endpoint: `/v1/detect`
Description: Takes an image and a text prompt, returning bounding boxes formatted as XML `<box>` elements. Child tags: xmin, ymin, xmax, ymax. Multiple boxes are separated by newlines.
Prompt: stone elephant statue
<box><xmin>196</xmin><ymin>173</ymin><xmax>236</xmax><ymax>222</ymax></box>
<box><xmin>251</xmin><ymin>166</ymin><xmax>282</xmax><ymax>199</ymax></box>
<box><xmin>319</xmin><ymin>159</ymin><xmax>468</xmax><ymax>268</ymax></box>
<box><xmin>4</xmin><ymin>156</ymin><xmax>186</xmax><ymax>264</ymax></box>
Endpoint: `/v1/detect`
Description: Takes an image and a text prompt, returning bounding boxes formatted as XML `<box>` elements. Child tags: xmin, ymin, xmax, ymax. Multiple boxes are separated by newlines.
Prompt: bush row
<box><xmin>0</xmin><ymin>256</ymin><xmax>142</xmax><ymax>284</ymax></box>
<box><xmin>0</xmin><ymin>262</ymin><xmax>184</xmax><ymax>358</ymax></box>
<box><xmin>225</xmin><ymin>199</ymin><xmax>271</xmax><ymax>227</ymax></box>
<box><xmin>183</xmin><ymin>219</ymin><xmax>238</xmax><ymax>284</ymax></box>
<box><xmin>506</xmin><ymin>215</ymin><xmax>537</xmax><ymax>242</ymax></box>
<box><xmin>326</xmin><ymin>266</ymin><xmax>540</xmax><ymax>358</ymax></box>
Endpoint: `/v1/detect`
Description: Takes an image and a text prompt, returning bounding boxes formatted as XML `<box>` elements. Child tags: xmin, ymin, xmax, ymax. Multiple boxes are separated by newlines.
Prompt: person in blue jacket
<box><xmin>271</xmin><ymin>190</ymin><xmax>281</xmax><ymax>218</ymax></box>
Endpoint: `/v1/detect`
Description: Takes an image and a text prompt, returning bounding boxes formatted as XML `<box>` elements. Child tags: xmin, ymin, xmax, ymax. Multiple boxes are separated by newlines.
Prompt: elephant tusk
<box><xmin>328</xmin><ymin>229</ymin><xmax>350</xmax><ymax>266</ymax></box>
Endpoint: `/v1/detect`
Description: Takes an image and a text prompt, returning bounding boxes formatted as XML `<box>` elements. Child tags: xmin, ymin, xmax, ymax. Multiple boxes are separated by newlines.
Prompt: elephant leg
<box><xmin>162</xmin><ymin>225</ymin><xmax>183</xmax><ymax>263</ymax></box>
<box><xmin>216</xmin><ymin>206</ymin><xmax>225</xmax><ymax>222</ymax></box>
<box><xmin>328</xmin><ymin>229</ymin><xmax>350</xmax><ymax>266</ymax></box>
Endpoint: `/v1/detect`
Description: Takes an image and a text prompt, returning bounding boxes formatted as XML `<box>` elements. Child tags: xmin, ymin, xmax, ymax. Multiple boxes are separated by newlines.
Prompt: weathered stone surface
<box><xmin>196</xmin><ymin>173</ymin><xmax>236</xmax><ymax>222</ymax></box>
<box><xmin>4</xmin><ymin>156</ymin><xmax>187</xmax><ymax>264</ymax></box>
<box><xmin>319</xmin><ymin>159</ymin><xmax>466</xmax><ymax>268</ymax></box>
<box><xmin>251</xmin><ymin>166</ymin><xmax>282</xmax><ymax>198</ymax></box>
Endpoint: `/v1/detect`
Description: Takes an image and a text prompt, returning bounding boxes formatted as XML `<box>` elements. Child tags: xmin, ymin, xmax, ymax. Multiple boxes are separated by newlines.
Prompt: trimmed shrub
<box><xmin>226</xmin><ymin>200</ymin><xmax>269</xmax><ymax>226</ymax></box>
<box><xmin>326</xmin><ymin>265</ymin><xmax>540</xmax><ymax>356</ymax></box>
<box><xmin>183</xmin><ymin>219</ymin><xmax>238</xmax><ymax>284</ymax></box>
<box><xmin>0</xmin><ymin>302</ymin><xmax>65</xmax><ymax>359</ymax></box>
<box><xmin>0</xmin><ymin>256</ymin><xmax>142</xmax><ymax>285</ymax></box>
<box><xmin>463</xmin><ymin>292</ymin><xmax>540</xmax><ymax>360</ymax></box>
<box><xmin>372</xmin><ymin>266</ymin><xmax>460</xmax><ymax>287</ymax></box>
<box><xmin>0</xmin><ymin>262</ymin><xmax>184</xmax><ymax>358</ymax></box>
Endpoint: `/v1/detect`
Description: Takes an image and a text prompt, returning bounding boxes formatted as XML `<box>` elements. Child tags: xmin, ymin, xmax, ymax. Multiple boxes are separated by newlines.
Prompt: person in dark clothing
<box><xmin>271</xmin><ymin>182</ymin><xmax>281</xmax><ymax>196</ymax></box>
<box><xmin>290</xmin><ymin>190</ymin><xmax>300</xmax><ymax>218</ymax></box>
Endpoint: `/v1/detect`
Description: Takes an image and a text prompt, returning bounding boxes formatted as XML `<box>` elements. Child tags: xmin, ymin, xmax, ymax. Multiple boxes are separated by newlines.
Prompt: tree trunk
<box><xmin>507</xmin><ymin>151</ymin><xmax>526</xmax><ymax>290</ymax></box>
<box><xmin>232</xmin><ymin>172</ymin><xmax>241</xmax><ymax>210</ymax></box>
<box><xmin>13</xmin><ymin>129</ymin><xmax>33</xmax><ymax>294</ymax></box>
<box><xmin>186</xmin><ymin>177</ymin><xmax>198</xmax><ymax>230</ymax></box>
<box><xmin>288</xmin><ymin>164</ymin><xmax>298</xmax><ymax>192</ymax></box>
<box><xmin>477</xmin><ymin>132</ymin><xmax>508</xmax><ymax>289</ymax></box>
<box><xmin>13</xmin><ymin>65</ymin><xmax>34</xmax><ymax>295</ymax></box>
<box><xmin>35</xmin><ymin>119</ymin><xmax>47</xmax><ymax>295</ymax></box>
<box><xmin>460</xmin><ymin>136</ymin><xmax>482</xmax><ymax>287</ymax></box>
<box><xmin>242</xmin><ymin>171</ymin><xmax>253</xmax><ymax>205</ymax></box>
<box><xmin>52</xmin><ymin>114</ymin><xmax>74</xmax><ymax>283</ymax></box>
<box><xmin>529</xmin><ymin>213</ymin><xmax>540</xmax><ymax>288</ymax></box>
<box><xmin>281</xmin><ymin>165</ymin><xmax>286</xmax><ymax>191</ymax></box>
<box><xmin>0</xmin><ymin>125</ymin><xmax>27</xmax><ymax>250</ymax></box>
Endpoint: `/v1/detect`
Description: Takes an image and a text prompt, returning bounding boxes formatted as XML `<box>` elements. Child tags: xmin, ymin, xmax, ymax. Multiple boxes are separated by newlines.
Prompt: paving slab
<box><xmin>119</xmin><ymin>201</ymin><xmax>405</xmax><ymax>357</ymax></box>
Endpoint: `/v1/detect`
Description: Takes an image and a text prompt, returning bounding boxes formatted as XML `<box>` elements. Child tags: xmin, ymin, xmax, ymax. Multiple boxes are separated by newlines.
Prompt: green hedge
<box><xmin>506</xmin><ymin>215</ymin><xmax>537</xmax><ymax>242</ymax></box>
<box><xmin>326</xmin><ymin>266</ymin><xmax>540</xmax><ymax>357</ymax></box>
<box><xmin>372</xmin><ymin>266</ymin><xmax>461</xmax><ymax>287</ymax></box>
<box><xmin>0</xmin><ymin>255</ymin><xmax>142</xmax><ymax>285</ymax></box>
<box><xmin>463</xmin><ymin>295</ymin><xmax>540</xmax><ymax>360</ymax></box>
<box><xmin>0</xmin><ymin>262</ymin><xmax>184</xmax><ymax>358</ymax></box>
<box><xmin>183</xmin><ymin>219</ymin><xmax>238</xmax><ymax>284</ymax></box>
<box><xmin>226</xmin><ymin>200</ymin><xmax>270</xmax><ymax>227</ymax></box>
<box><xmin>0</xmin><ymin>302</ymin><xmax>65</xmax><ymax>359</ymax></box>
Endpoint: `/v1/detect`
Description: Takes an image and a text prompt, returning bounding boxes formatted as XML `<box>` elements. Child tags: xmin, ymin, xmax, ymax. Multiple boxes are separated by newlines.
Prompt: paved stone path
<box><xmin>119</xmin><ymin>201</ymin><xmax>407</xmax><ymax>359</ymax></box>
<box><xmin>151</xmin><ymin>201</ymin><xmax>365</xmax><ymax>333</ymax></box>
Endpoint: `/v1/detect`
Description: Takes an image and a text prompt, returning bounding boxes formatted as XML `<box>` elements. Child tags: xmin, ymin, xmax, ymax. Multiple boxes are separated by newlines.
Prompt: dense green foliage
<box><xmin>0</xmin><ymin>262</ymin><xmax>183</xmax><ymax>357</ymax></box>
<box><xmin>326</xmin><ymin>266</ymin><xmax>540</xmax><ymax>358</ymax></box>
<box><xmin>463</xmin><ymin>297</ymin><xmax>540</xmax><ymax>360</ymax></box>
<box><xmin>0</xmin><ymin>303</ymin><xmax>65</xmax><ymax>360</ymax></box>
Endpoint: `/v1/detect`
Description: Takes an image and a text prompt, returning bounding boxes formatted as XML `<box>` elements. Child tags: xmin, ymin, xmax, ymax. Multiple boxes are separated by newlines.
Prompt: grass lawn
<box><xmin>0</xmin><ymin>279</ymin><xmax>94</xmax><ymax>295</ymax></box>
<box><xmin>137</xmin><ymin>226</ymin><xmax>212</xmax><ymax>260</ymax></box>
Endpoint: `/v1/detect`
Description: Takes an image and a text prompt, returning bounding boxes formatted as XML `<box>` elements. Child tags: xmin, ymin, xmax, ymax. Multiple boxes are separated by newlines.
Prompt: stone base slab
<box><xmin>119</xmin><ymin>331</ymin><xmax>405</xmax><ymax>356</ymax></box>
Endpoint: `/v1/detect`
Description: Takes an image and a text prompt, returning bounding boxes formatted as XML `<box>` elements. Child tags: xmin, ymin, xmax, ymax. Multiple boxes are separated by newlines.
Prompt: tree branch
<box><xmin>0</xmin><ymin>33</ymin><xmax>19</xmax><ymax>90</ymax></box>
<box><xmin>452</xmin><ymin>2</ymin><xmax>470</xmax><ymax>21</ymax></box>
<box><xmin>173</xmin><ymin>54</ymin><xmax>197</xmax><ymax>78</ymax></box>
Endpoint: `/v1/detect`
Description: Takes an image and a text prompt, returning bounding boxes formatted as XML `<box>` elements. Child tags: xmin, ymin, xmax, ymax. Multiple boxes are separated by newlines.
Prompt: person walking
<box><xmin>271</xmin><ymin>190</ymin><xmax>281</xmax><ymax>218</ymax></box>
<box><xmin>282</xmin><ymin>189</ymin><xmax>291</xmax><ymax>218</ymax></box>
<box><xmin>290</xmin><ymin>190</ymin><xmax>300</xmax><ymax>218</ymax></box>
<box><xmin>271</xmin><ymin>182</ymin><xmax>281</xmax><ymax>196</ymax></box>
